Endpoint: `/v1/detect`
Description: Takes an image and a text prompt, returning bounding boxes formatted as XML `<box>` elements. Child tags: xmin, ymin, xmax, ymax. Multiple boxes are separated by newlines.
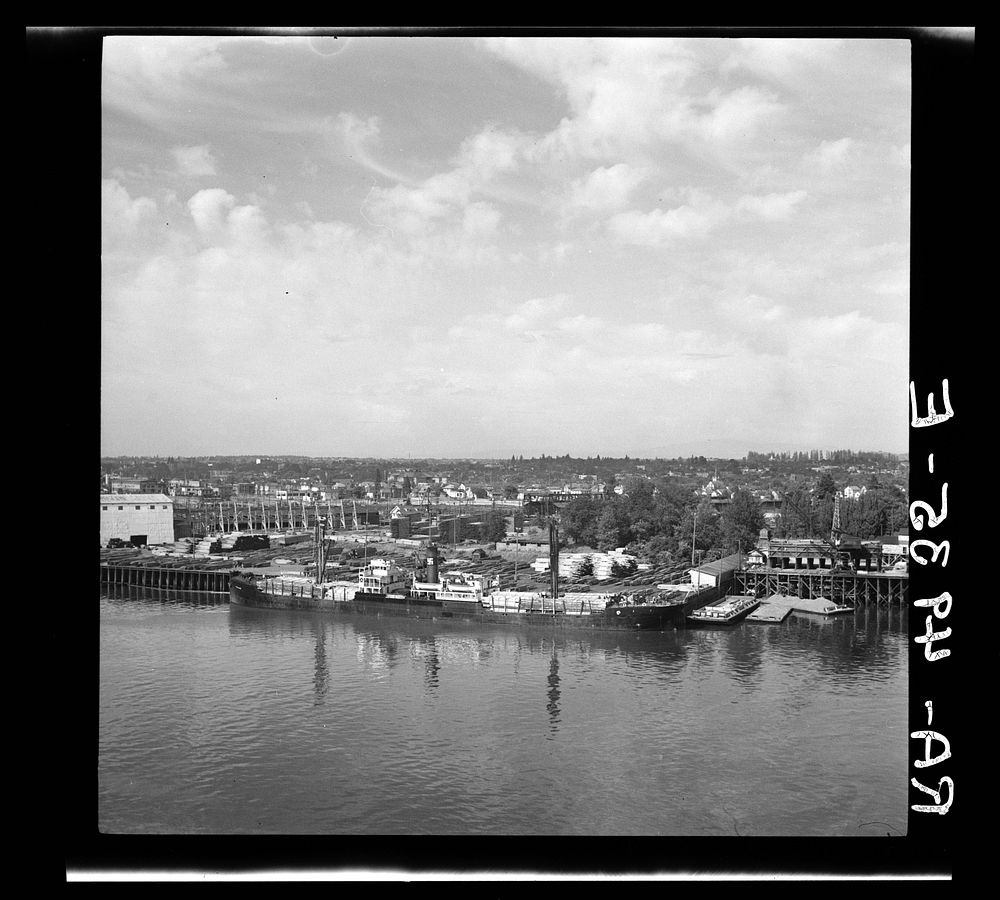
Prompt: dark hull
<box><xmin>229</xmin><ymin>577</ymin><xmax>444</xmax><ymax>618</ymax></box>
<box><xmin>230</xmin><ymin>577</ymin><xmax>685</xmax><ymax>631</ymax></box>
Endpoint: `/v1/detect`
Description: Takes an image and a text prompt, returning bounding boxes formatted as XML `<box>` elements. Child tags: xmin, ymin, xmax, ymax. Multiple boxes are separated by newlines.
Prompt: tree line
<box><xmin>558</xmin><ymin>478</ymin><xmax>764</xmax><ymax>567</ymax></box>
<box><xmin>556</xmin><ymin>473</ymin><xmax>908</xmax><ymax>565</ymax></box>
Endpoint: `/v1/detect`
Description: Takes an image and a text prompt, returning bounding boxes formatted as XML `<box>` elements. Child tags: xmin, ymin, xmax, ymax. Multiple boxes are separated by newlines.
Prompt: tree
<box><xmin>610</xmin><ymin>556</ymin><xmax>638</xmax><ymax>578</ymax></box>
<box><xmin>720</xmin><ymin>489</ymin><xmax>764</xmax><ymax>553</ymax></box>
<box><xmin>781</xmin><ymin>487</ymin><xmax>815</xmax><ymax>538</ymax></box>
<box><xmin>476</xmin><ymin>510</ymin><xmax>508</xmax><ymax>543</ymax></box>
<box><xmin>816</xmin><ymin>472</ymin><xmax>837</xmax><ymax>499</ymax></box>
<box><xmin>560</xmin><ymin>497</ymin><xmax>602</xmax><ymax>546</ymax></box>
<box><xmin>674</xmin><ymin>500</ymin><xmax>720</xmax><ymax>562</ymax></box>
<box><xmin>596</xmin><ymin>502</ymin><xmax>632</xmax><ymax>550</ymax></box>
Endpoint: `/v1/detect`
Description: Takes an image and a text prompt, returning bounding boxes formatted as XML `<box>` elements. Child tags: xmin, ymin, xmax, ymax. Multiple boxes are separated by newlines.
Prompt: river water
<box><xmin>99</xmin><ymin>589</ymin><xmax>908</xmax><ymax>839</ymax></box>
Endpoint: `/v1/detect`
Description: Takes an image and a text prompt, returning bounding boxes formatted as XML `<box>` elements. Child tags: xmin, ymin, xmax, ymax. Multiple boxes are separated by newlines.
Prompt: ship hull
<box><xmin>229</xmin><ymin>576</ymin><xmax>444</xmax><ymax>618</ymax></box>
<box><xmin>440</xmin><ymin>603</ymin><xmax>684</xmax><ymax>631</ymax></box>
<box><xmin>230</xmin><ymin>576</ymin><xmax>685</xmax><ymax>631</ymax></box>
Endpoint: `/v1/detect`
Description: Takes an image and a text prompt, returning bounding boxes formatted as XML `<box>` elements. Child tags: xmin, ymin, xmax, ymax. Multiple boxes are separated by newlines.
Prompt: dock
<box><xmin>735</xmin><ymin>567</ymin><xmax>907</xmax><ymax>606</ymax></box>
<box><xmin>100</xmin><ymin>552</ymin><xmax>236</xmax><ymax>593</ymax></box>
<box><xmin>747</xmin><ymin>593</ymin><xmax>854</xmax><ymax>616</ymax></box>
<box><xmin>746</xmin><ymin>603</ymin><xmax>792</xmax><ymax>623</ymax></box>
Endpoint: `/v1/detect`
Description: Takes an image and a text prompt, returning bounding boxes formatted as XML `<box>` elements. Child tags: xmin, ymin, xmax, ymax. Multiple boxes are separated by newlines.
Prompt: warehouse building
<box><xmin>100</xmin><ymin>493</ymin><xmax>175</xmax><ymax>547</ymax></box>
<box><xmin>688</xmin><ymin>553</ymin><xmax>742</xmax><ymax>589</ymax></box>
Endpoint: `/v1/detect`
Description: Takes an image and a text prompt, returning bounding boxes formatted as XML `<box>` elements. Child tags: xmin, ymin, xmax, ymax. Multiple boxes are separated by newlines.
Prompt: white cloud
<box><xmin>806</xmin><ymin>138</ymin><xmax>854</xmax><ymax>172</ymax></box>
<box><xmin>102</xmin><ymin>36</ymin><xmax>231</xmax><ymax>119</ymax></box>
<box><xmin>462</xmin><ymin>201</ymin><xmax>502</xmax><ymax>236</ymax></box>
<box><xmin>103</xmin><ymin>179</ymin><xmax>157</xmax><ymax>239</ymax></box>
<box><xmin>187</xmin><ymin>188</ymin><xmax>236</xmax><ymax>237</ymax></box>
<box><xmin>331</xmin><ymin>112</ymin><xmax>417</xmax><ymax>185</ymax></box>
<box><xmin>101</xmin><ymin>36</ymin><xmax>910</xmax><ymax>456</ymax></box>
<box><xmin>503</xmin><ymin>295</ymin><xmax>569</xmax><ymax>331</ymax></box>
<box><xmin>556</xmin><ymin>313</ymin><xmax>604</xmax><ymax>335</ymax></box>
<box><xmin>485</xmin><ymin>38</ymin><xmax>783</xmax><ymax>166</ymax></box>
<box><xmin>735</xmin><ymin>190</ymin><xmax>807</xmax><ymax>221</ymax></box>
<box><xmin>700</xmin><ymin>86</ymin><xmax>784</xmax><ymax>142</ymax></box>
<box><xmin>172</xmin><ymin>144</ymin><xmax>218</xmax><ymax>177</ymax></box>
<box><xmin>723</xmin><ymin>38</ymin><xmax>845</xmax><ymax>81</ymax></box>
<box><xmin>226</xmin><ymin>203</ymin><xmax>271</xmax><ymax>246</ymax></box>
<box><xmin>608</xmin><ymin>192</ymin><xmax>725</xmax><ymax>245</ymax></box>
<box><xmin>566</xmin><ymin>164</ymin><xmax>645</xmax><ymax>214</ymax></box>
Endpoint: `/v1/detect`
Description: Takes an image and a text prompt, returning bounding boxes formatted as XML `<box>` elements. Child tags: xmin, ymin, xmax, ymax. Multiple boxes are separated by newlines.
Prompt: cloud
<box><xmin>502</xmin><ymin>295</ymin><xmax>569</xmax><ymax>331</ymax></box>
<box><xmin>607</xmin><ymin>189</ymin><xmax>728</xmax><ymax>245</ymax></box>
<box><xmin>356</xmin><ymin>124</ymin><xmax>534</xmax><ymax>242</ymax></box>
<box><xmin>556</xmin><ymin>313</ymin><xmax>604</xmax><ymax>335</ymax></box>
<box><xmin>735</xmin><ymin>190</ymin><xmax>807</xmax><ymax>220</ymax></box>
<box><xmin>565</xmin><ymin>163</ymin><xmax>645</xmax><ymax>214</ymax></box>
<box><xmin>187</xmin><ymin>188</ymin><xmax>236</xmax><ymax>236</ymax></box>
<box><xmin>484</xmin><ymin>38</ymin><xmax>783</xmax><ymax>165</ymax></box>
<box><xmin>699</xmin><ymin>86</ymin><xmax>784</xmax><ymax>142</ymax></box>
<box><xmin>805</xmin><ymin>138</ymin><xmax>854</xmax><ymax>173</ymax></box>
<box><xmin>102</xmin><ymin>36</ymin><xmax>231</xmax><ymax>119</ymax></box>
<box><xmin>332</xmin><ymin>111</ymin><xmax>423</xmax><ymax>186</ymax></box>
<box><xmin>608</xmin><ymin>187</ymin><xmax>808</xmax><ymax>246</ymax></box>
<box><xmin>172</xmin><ymin>144</ymin><xmax>218</xmax><ymax>177</ymax></box>
<box><xmin>101</xmin><ymin>36</ymin><xmax>910</xmax><ymax>456</ymax></box>
<box><xmin>103</xmin><ymin>178</ymin><xmax>157</xmax><ymax>238</ymax></box>
<box><xmin>723</xmin><ymin>38</ymin><xmax>845</xmax><ymax>81</ymax></box>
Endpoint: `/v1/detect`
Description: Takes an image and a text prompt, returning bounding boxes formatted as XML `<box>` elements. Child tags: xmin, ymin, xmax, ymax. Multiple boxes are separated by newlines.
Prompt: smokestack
<box><xmin>549</xmin><ymin>519</ymin><xmax>559</xmax><ymax>600</ymax></box>
<box><xmin>426</xmin><ymin>543</ymin><xmax>439</xmax><ymax>584</ymax></box>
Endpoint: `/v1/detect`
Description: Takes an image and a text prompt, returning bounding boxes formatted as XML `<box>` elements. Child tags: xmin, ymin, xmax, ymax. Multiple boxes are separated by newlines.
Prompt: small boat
<box><xmin>818</xmin><ymin>603</ymin><xmax>853</xmax><ymax>615</ymax></box>
<box><xmin>687</xmin><ymin>594</ymin><xmax>760</xmax><ymax>625</ymax></box>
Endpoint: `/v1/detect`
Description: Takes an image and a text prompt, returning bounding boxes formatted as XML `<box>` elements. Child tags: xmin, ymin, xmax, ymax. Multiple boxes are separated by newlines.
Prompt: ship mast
<box><xmin>549</xmin><ymin>518</ymin><xmax>559</xmax><ymax>608</ymax></box>
<box><xmin>314</xmin><ymin>514</ymin><xmax>327</xmax><ymax>583</ymax></box>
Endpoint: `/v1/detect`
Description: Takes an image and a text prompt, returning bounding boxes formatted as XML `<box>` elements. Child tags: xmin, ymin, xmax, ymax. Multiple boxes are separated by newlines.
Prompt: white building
<box><xmin>100</xmin><ymin>494</ymin><xmax>174</xmax><ymax>546</ymax></box>
<box><xmin>687</xmin><ymin>553</ymin><xmax>742</xmax><ymax>588</ymax></box>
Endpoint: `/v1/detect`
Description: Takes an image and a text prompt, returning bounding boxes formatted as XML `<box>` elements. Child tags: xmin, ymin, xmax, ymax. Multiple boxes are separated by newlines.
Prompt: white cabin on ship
<box><xmin>358</xmin><ymin>558</ymin><xmax>409</xmax><ymax>594</ymax></box>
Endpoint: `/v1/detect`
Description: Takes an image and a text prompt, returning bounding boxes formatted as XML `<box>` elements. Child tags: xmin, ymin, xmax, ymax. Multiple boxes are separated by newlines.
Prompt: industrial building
<box><xmin>100</xmin><ymin>493</ymin><xmax>175</xmax><ymax>547</ymax></box>
<box><xmin>688</xmin><ymin>553</ymin><xmax>742</xmax><ymax>588</ymax></box>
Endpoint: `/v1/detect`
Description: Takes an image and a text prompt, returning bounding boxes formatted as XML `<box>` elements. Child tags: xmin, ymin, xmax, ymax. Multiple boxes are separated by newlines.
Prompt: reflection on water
<box><xmin>312</xmin><ymin>620</ymin><xmax>328</xmax><ymax>706</ymax></box>
<box><xmin>546</xmin><ymin>646</ymin><xmax>560</xmax><ymax>735</ymax></box>
<box><xmin>100</xmin><ymin>589</ymin><xmax>907</xmax><ymax>836</ymax></box>
<box><xmin>102</xmin><ymin>583</ymin><xmax>229</xmax><ymax>610</ymax></box>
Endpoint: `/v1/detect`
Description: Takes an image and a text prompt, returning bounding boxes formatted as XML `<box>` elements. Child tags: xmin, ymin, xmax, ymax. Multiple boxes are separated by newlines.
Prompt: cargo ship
<box><xmin>229</xmin><ymin>521</ymin><xmax>690</xmax><ymax>632</ymax></box>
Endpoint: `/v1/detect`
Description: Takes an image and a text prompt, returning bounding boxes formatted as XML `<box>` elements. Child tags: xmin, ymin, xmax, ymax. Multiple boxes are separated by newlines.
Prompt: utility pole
<box><xmin>691</xmin><ymin>505</ymin><xmax>698</xmax><ymax>566</ymax></box>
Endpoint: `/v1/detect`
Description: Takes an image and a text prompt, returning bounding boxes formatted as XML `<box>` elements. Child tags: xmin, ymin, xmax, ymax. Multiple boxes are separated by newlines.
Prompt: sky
<box><xmin>101</xmin><ymin>32</ymin><xmax>912</xmax><ymax>460</ymax></box>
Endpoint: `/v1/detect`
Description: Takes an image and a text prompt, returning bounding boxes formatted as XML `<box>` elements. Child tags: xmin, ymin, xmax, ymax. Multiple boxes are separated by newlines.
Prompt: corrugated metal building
<box><xmin>688</xmin><ymin>553</ymin><xmax>742</xmax><ymax>588</ymax></box>
<box><xmin>100</xmin><ymin>493</ymin><xmax>175</xmax><ymax>546</ymax></box>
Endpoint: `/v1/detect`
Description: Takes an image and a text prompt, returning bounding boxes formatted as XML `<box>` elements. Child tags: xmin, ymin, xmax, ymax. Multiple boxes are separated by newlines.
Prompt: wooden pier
<box><xmin>734</xmin><ymin>567</ymin><xmax>908</xmax><ymax>606</ymax></box>
<box><xmin>100</xmin><ymin>559</ymin><xmax>234</xmax><ymax>593</ymax></box>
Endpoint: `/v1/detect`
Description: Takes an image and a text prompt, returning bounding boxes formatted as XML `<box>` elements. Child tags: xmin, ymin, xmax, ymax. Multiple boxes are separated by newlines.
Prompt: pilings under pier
<box><xmin>735</xmin><ymin>568</ymin><xmax>908</xmax><ymax>606</ymax></box>
<box><xmin>99</xmin><ymin>561</ymin><xmax>234</xmax><ymax>594</ymax></box>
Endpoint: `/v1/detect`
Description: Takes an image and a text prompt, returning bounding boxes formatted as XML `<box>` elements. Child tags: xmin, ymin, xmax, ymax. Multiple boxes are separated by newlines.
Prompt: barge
<box><xmin>687</xmin><ymin>594</ymin><xmax>760</xmax><ymax>625</ymax></box>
